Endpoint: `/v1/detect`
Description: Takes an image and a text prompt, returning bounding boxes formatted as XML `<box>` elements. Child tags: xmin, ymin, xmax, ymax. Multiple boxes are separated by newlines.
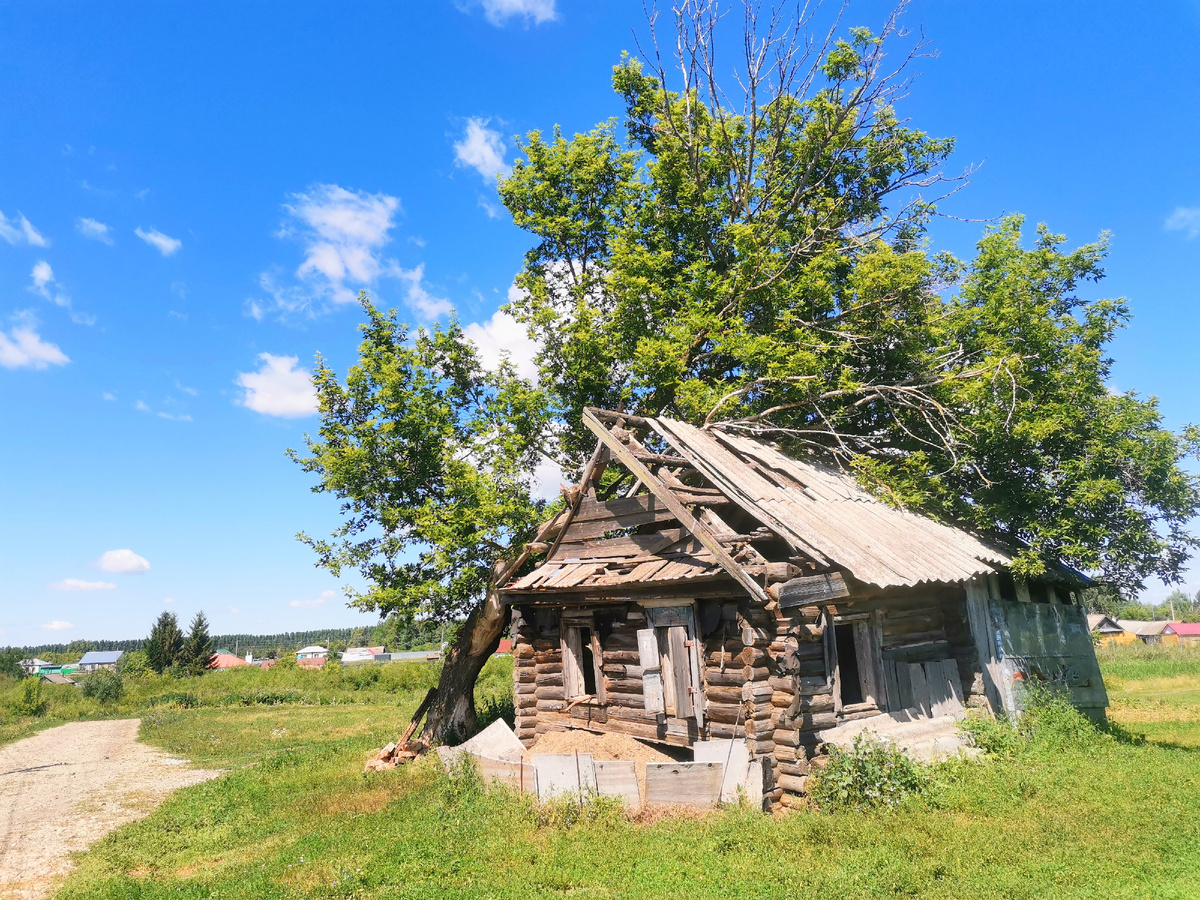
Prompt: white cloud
<box><xmin>463</xmin><ymin>305</ymin><xmax>540</xmax><ymax>381</ymax></box>
<box><xmin>397</xmin><ymin>264</ymin><xmax>453</xmax><ymax>318</ymax></box>
<box><xmin>50</xmin><ymin>578</ymin><xmax>117</xmax><ymax>591</ymax></box>
<box><xmin>163</xmin><ymin>596</ymin><xmax>176</xmax><ymax>604</ymax></box>
<box><xmin>235</xmin><ymin>353</ymin><xmax>318</xmax><ymax>418</ymax></box>
<box><xmin>42</xmin><ymin>620</ymin><xmax>74</xmax><ymax>631</ymax></box>
<box><xmin>289</xmin><ymin>589</ymin><xmax>336</xmax><ymax>609</ymax></box>
<box><xmin>135</xmin><ymin>226</ymin><xmax>182</xmax><ymax>256</ymax></box>
<box><xmin>0</xmin><ymin>317</ymin><xmax>69</xmax><ymax>370</ymax></box>
<box><xmin>229</xmin><ymin>606</ymin><xmax>242</xmax><ymax>614</ymax></box>
<box><xmin>454</xmin><ymin>118</ymin><xmax>511</xmax><ymax>181</ymax></box>
<box><xmin>98</xmin><ymin>548</ymin><xmax>151</xmax><ymax>574</ymax></box>
<box><xmin>0</xmin><ymin>210</ymin><xmax>48</xmax><ymax>247</ymax></box>
<box><xmin>531</xmin><ymin>455</ymin><xmax>568</xmax><ymax>501</ymax></box>
<box><xmin>476</xmin><ymin>0</ymin><xmax>557</xmax><ymax>26</ymax></box>
<box><xmin>283</xmin><ymin>184</ymin><xmax>401</xmax><ymax>304</ymax></box>
<box><xmin>77</xmin><ymin>217</ymin><xmax>114</xmax><ymax>244</ymax></box>
<box><xmin>135</xmin><ymin>400</ymin><xmax>151</xmax><ymax>412</ymax></box>
<box><xmin>28</xmin><ymin>261</ymin><xmax>93</xmax><ymax>325</ymax></box>
<box><xmin>1165</xmin><ymin>207</ymin><xmax>1200</xmax><ymax>239</ymax></box>
<box><xmin>102</xmin><ymin>391</ymin><xmax>116</xmax><ymax>401</ymax></box>
<box><xmin>156</xmin><ymin>411</ymin><xmax>193</xmax><ymax>422</ymax></box>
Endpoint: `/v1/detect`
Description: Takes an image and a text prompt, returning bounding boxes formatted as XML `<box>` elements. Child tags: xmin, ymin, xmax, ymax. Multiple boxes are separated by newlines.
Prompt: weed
<box><xmin>81</xmin><ymin>669</ymin><xmax>124</xmax><ymax>704</ymax></box>
<box><xmin>7</xmin><ymin>678</ymin><xmax>47</xmax><ymax>717</ymax></box>
<box><xmin>807</xmin><ymin>732</ymin><xmax>928</xmax><ymax>812</ymax></box>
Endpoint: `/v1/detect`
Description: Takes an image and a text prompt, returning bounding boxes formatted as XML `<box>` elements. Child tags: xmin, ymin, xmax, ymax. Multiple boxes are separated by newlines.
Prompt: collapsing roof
<box><xmin>505</xmin><ymin>409</ymin><xmax>1029</xmax><ymax>599</ymax></box>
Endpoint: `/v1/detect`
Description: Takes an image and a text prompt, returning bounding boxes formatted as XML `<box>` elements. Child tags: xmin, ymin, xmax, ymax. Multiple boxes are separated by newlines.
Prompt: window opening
<box><xmin>835</xmin><ymin>623</ymin><xmax>864</xmax><ymax>706</ymax></box>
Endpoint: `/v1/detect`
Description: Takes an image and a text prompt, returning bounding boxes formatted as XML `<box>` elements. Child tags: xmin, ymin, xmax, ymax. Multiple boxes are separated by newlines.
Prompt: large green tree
<box><xmin>181</xmin><ymin>611</ymin><xmax>216</xmax><ymax>676</ymax></box>
<box><xmin>298</xmin><ymin>2</ymin><xmax>1198</xmax><ymax>741</ymax></box>
<box><xmin>145</xmin><ymin>611</ymin><xmax>184</xmax><ymax>675</ymax></box>
<box><xmin>293</xmin><ymin>305</ymin><xmax>552</xmax><ymax>740</ymax></box>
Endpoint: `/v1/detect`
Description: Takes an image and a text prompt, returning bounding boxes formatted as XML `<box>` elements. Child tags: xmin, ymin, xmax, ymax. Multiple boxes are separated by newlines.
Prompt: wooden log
<box><xmin>776</xmin><ymin>758</ymin><xmax>809</xmax><ymax>777</ymax></box>
<box><xmin>741</xmin><ymin>626</ymin><xmax>774</xmax><ymax>645</ymax></box>
<box><xmin>535</xmin><ymin>662</ymin><xmax>563</xmax><ymax>675</ymax></box>
<box><xmin>516</xmin><ymin>668</ymin><xmax>536</xmax><ymax>683</ymax></box>
<box><xmin>515</xmin><ymin>681</ymin><xmax>536</xmax><ymax>695</ymax></box>
<box><xmin>532</xmin><ymin>638</ymin><xmax>561</xmax><ymax>651</ymax></box>
<box><xmin>738</xmin><ymin>647</ymin><xmax>767</xmax><ymax>665</ymax></box>
<box><xmin>536</xmin><ymin>673</ymin><xmax>564</xmax><ymax>687</ymax></box>
<box><xmin>536</xmin><ymin>699</ymin><xmax>565</xmax><ymax>712</ymax></box>
<box><xmin>776</xmin><ymin>773</ymin><xmax>808</xmax><ymax>794</ymax></box>
<box><xmin>533</xmin><ymin>650</ymin><xmax>560</xmax><ymax>665</ymax></box>
<box><xmin>535</xmin><ymin>686</ymin><xmax>565</xmax><ymax>701</ymax></box>
<box><xmin>741</xmin><ymin>682</ymin><xmax>774</xmax><ymax>701</ymax></box>
<box><xmin>602</xmin><ymin>650</ymin><xmax>642</xmax><ymax>665</ymax></box>
<box><xmin>771</xmin><ymin>691</ymin><xmax>795</xmax><ymax>708</ymax></box>
<box><xmin>774</xmin><ymin>744</ymin><xmax>806</xmax><ymax>762</ymax></box>
<box><xmin>604</xmin><ymin>677</ymin><xmax>643</xmax><ymax>695</ymax></box>
<box><xmin>705</xmin><ymin>685</ymin><xmax>745</xmax><ymax>705</ymax></box>
<box><xmin>514</xmin><ymin>644</ymin><xmax>535</xmax><ymax>659</ymax></box>
<box><xmin>602</xmin><ymin>664</ymin><xmax>646</xmax><ymax>680</ymax></box>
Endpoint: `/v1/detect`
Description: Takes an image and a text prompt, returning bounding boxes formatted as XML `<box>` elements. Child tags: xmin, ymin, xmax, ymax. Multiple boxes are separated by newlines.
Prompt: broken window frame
<box><xmin>826</xmin><ymin>610</ymin><xmax>886</xmax><ymax>717</ymax></box>
<box><xmin>561</xmin><ymin>614</ymin><xmax>605</xmax><ymax>703</ymax></box>
<box><xmin>638</xmin><ymin>602</ymin><xmax>704</xmax><ymax>728</ymax></box>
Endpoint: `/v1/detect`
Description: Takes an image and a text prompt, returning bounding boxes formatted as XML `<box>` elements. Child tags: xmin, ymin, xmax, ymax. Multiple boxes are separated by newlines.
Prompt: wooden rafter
<box><xmin>581</xmin><ymin>408</ymin><xmax>769</xmax><ymax>603</ymax></box>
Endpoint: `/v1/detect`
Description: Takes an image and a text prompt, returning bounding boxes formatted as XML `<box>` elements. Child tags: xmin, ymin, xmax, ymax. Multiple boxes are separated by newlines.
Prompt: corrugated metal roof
<box><xmin>77</xmin><ymin>650</ymin><xmax>124</xmax><ymax>665</ymax></box>
<box><xmin>1169</xmin><ymin>622</ymin><xmax>1200</xmax><ymax>636</ymax></box>
<box><xmin>1118</xmin><ymin>619</ymin><xmax>1173</xmax><ymax>636</ymax></box>
<box><xmin>651</xmin><ymin>417</ymin><xmax>1013</xmax><ymax>589</ymax></box>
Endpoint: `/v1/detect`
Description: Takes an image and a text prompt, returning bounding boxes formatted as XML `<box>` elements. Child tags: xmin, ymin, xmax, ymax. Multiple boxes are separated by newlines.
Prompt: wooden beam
<box><xmin>769</xmin><ymin>572</ymin><xmax>851</xmax><ymax>608</ymax></box>
<box><xmin>543</xmin><ymin>443</ymin><xmax>609</xmax><ymax>564</ymax></box>
<box><xmin>581</xmin><ymin>408</ymin><xmax>769</xmax><ymax>603</ymax></box>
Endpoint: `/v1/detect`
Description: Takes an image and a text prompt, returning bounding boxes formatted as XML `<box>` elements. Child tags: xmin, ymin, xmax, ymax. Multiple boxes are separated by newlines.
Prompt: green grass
<box><xmin>38</xmin><ymin>648</ymin><xmax>1200</xmax><ymax>899</ymax></box>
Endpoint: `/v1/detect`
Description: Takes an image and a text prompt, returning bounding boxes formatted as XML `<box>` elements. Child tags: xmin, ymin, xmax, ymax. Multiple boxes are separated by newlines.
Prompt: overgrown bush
<box><xmin>960</xmin><ymin>681</ymin><xmax>1103</xmax><ymax>756</ymax></box>
<box><xmin>807</xmin><ymin>733</ymin><xmax>929</xmax><ymax>812</ymax></box>
<box><xmin>81</xmin><ymin>669</ymin><xmax>124</xmax><ymax>704</ymax></box>
<box><xmin>7</xmin><ymin>679</ymin><xmax>48</xmax><ymax>718</ymax></box>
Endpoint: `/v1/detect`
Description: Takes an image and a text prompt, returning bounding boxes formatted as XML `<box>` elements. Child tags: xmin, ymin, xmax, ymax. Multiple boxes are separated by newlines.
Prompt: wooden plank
<box><xmin>668</xmin><ymin>625</ymin><xmax>693</xmax><ymax>718</ymax></box>
<box><xmin>938</xmin><ymin>658</ymin><xmax>966</xmax><ymax>712</ymax></box>
<box><xmin>907</xmin><ymin>662</ymin><xmax>931</xmax><ymax>716</ymax></box>
<box><xmin>925</xmin><ymin>659</ymin><xmax>955</xmax><ymax>717</ymax></box>
<box><xmin>644</xmin><ymin>761</ymin><xmax>725</xmax><ymax>808</ymax></box>
<box><xmin>590</xmin><ymin>631</ymin><xmax>606</xmax><ymax>704</ymax></box>
<box><xmin>562</xmin><ymin>628</ymin><xmax>584</xmax><ymax>699</ymax></box>
<box><xmin>692</xmin><ymin>740</ymin><xmax>750</xmax><ymax>804</ymax></box>
<box><xmin>882</xmin><ymin>659</ymin><xmax>901</xmax><ymax>713</ymax></box>
<box><xmin>594</xmin><ymin>760</ymin><xmax>640</xmax><ymax>806</ymax></box>
<box><xmin>581</xmin><ymin>408</ymin><xmax>769</xmax><ymax>603</ymax></box>
<box><xmin>474</xmin><ymin>755</ymin><xmax>537</xmax><ymax>793</ymax></box>
<box><xmin>964</xmin><ymin>578</ymin><xmax>1005</xmax><ymax>715</ymax></box>
<box><xmin>532</xmin><ymin>753</ymin><xmax>598</xmax><ymax>802</ymax></box>
<box><xmin>637</xmin><ymin>628</ymin><xmax>665</xmax><ymax>715</ymax></box>
<box><xmin>773</xmin><ymin>572</ymin><xmax>851</xmax><ymax>608</ymax></box>
<box><xmin>561</xmin><ymin>507</ymin><xmax>678</xmax><ymax>543</ymax></box>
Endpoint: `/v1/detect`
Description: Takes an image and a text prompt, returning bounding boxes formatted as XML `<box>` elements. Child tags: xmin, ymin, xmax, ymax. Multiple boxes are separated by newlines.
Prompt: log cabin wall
<box><xmin>512</xmin><ymin>581</ymin><xmax>985</xmax><ymax>808</ymax></box>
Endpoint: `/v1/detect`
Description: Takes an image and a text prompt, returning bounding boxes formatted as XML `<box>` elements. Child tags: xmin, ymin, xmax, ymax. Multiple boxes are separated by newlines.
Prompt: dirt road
<box><xmin>0</xmin><ymin>719</ymin><xmax>218</xmax><ymax>900</ymax></box>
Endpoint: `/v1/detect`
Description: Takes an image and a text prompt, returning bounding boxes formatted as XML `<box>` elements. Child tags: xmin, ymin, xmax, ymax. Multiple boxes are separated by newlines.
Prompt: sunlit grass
<box><xmin>44</xmin><ymin>647</ymin><xmax>1200</xmax><ymax>900</ymax></box>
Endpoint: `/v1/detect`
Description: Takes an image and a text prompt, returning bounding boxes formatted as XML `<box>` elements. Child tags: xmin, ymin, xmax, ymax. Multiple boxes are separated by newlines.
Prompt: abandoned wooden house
<box><xmin>498</xmin><ymin>408</ymin><xmax>1109</xmax><ymax>807</ymax></box>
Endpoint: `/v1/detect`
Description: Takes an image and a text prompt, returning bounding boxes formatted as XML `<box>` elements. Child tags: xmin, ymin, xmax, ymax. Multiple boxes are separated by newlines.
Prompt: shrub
<box><xmin>807</xmin><ymin>733</ymin><xmax>928</xmax><ymax>812</ymax></box>
<box><xmin>119</xmin><ymin>650</ymin><xmax>152</xmax><ymax>677</ymax></box>
<box><xmin>8</xmin><ymin>679</ymin><xmax>48</xmax><ymax>718</ymax></box>
<box><xmin>81</xmin><ymin>669</ymin><xmax>124</xmax><ymax>704</ymax></box>
<box><xmin>960</xmin><ymin>681</ymin><xmax>1103</xmax><ymax>756</ymax></box>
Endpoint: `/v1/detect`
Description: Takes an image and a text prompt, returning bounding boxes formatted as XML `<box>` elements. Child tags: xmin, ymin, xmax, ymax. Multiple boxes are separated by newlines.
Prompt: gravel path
<box><xmin>0</xmin><ymin>719</ymin><xmax>219</xmax><ymax>900</ymax></box>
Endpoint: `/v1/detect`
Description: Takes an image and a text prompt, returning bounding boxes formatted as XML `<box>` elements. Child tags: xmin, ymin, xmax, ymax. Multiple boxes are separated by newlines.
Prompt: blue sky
<box><xmin>2</xmin><ymin>0</ymin><xmax>1198</xmax><ymax>647</ymax></box>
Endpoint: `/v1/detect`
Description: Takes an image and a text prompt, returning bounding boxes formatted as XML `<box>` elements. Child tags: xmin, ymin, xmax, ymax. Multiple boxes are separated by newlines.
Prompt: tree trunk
<box><xmin>420</xmin><ymin>560</ymin><xmax>512</xmax><ymax>744</ymax></box>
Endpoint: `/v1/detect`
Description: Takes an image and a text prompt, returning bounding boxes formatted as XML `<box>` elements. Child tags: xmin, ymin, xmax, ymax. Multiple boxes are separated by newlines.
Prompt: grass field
<box><xmin>15</xmin><ymin>646</ymin><xmax>1200</xmax><ymax>899</ymax></box>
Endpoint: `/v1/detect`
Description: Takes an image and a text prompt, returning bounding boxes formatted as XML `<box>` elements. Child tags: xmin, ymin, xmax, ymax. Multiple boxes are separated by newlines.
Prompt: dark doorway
<box><xmin>579</xmin><ymin>627</ymin><xmax>597</xmax><ymax>695</ymax></box>
<box><xmin>835</xmin><ymin>623</ymin><xmax>863</xmax><ymax>706</ymax></box>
